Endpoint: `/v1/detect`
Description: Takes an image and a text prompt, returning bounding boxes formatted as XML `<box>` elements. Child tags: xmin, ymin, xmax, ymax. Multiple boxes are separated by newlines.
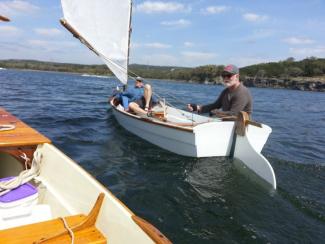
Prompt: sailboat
<box><xmin>60</xmin><ymin>0</ymin><xmax>276</xmax><ymax>189</ymax></box>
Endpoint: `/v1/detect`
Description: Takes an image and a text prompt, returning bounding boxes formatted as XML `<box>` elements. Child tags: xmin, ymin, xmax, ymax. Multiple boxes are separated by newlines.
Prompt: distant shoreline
<box><xmin>1</xmin><ymin>59</ymin><xmax>324</xmax><ymax>92</ymax></box>
<box><xmin>242</xmin><ymin>77</ymin><xmax>325</xmax><ymax>92</ymax></box>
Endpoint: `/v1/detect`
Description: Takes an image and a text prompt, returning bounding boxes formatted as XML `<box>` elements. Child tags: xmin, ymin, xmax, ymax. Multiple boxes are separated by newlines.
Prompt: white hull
<box><xmin>0</xmin><ymin>143</ymin><xmax>167</xmax><ymax>243</ymax></box>
<box><xmin>111</xmin><ymin>101</ymin><xmax>276</xmax><ymax>189</ymax></box>
<box><xmin>111</xmin><ymin>102</ymin><xmax>271</xmax><ymax>157</ymax></box>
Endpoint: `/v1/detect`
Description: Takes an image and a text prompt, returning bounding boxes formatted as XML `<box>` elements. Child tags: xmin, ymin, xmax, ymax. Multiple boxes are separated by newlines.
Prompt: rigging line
<box><xmin>97</xmin><ymin>51</ymin><xmax>197</xmax><ymax>121</ymax></box>
<box><xmin>153</xmin><ymin>87</ymin><xmax>188</xmax><ymax>105</ymax></box>
<box><xmin>62</xmin><ymin>18</ymin><xmax>197</xmax><ymax>123</ymax></box>
<box><xmin>98</xmin><ymin>53</ymin><xmax>128</xmax><ymax>74</ymax></box>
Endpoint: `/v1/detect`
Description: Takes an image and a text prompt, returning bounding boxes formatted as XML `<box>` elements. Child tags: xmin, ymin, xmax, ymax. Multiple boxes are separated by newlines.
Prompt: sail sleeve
<box><xmin>61</xmin><ymin>0</ymin><xmax>131</xmax><ymax>84</ymax></box>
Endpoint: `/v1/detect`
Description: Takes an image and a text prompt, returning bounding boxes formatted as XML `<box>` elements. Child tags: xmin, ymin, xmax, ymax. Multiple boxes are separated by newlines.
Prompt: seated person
<box><xmin>114</xmin><ymin>77</ymin><xmax>154</xmax><ymax>116</ymax></box>
<box><xmin>187</xmin><ymin>64</ymin><xmax>252</xmax><ymax>118</ymax></box>
<box><xmin>129</xmin><ymin>83</ymin><xmax>155</xmax><ymax>116</ymax></box>
<box><xmin>114</xmin><ymin>77</ymin><xmax>145</xmax><ymax>110</ymax></box>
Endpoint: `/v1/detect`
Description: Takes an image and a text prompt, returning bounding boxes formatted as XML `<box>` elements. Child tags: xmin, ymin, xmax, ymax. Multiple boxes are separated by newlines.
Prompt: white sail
<box><xmin>61</xmin><ymin>0</ymin><xmax>132</xmax><ymax>84</ymax></box>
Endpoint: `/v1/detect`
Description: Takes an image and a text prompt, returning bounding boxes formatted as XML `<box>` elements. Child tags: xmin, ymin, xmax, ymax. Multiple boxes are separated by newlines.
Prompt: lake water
<box><xmin>0</xmin><ymin>69</ymin><xmax>324</xmax><ymax>243</ymax></box>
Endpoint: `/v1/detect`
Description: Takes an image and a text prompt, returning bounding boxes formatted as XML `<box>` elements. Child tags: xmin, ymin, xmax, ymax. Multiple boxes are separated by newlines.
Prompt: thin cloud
<box><xmin>182</xmin><ymin>51</ymin><xmax>216</xmax><ymax>59</ymax></box>
<box><xmin>228</xmin><ymin>56</ymin><xmax>277</xmax><ymax>67</ymax></box>
<box><xmin>135</xmin><ymin>1</ymin><xmax>190</xmax><ymax>14</ymax></box>
<box><xmin>242</xmin><ymin>29</ymin><xmax>275</xmax><ymax>43</ymax></box>
<box><xmin>131</xmin><ymin>42</ymin><xmax>171</xmax><ymax>49</ymax></box>
<box><xmin>283</xmin><ymin>37</ymin><xmax>315</xmax><ymax>45</ymax></box>
<box><xmin>34</xmin><ymin>28</ymin><xmax>62</xmax><ymax>36</ymax></box>
<box><xmin>0</xmin><ymin>25</ymin><xmax>21</xmax><ymax>36</ymax></box>
<box><xmin>161</xmin><ymin>19</ymin><xmax>191</xmax><ymax>28</ymax></box>
<box><xmin>289</xmin><ymin>46</ymin><xmax>325</xmax><ymax>56</ymax></box>
<box><xmin>181</xmin><ymin>51</ymin><xmax>217</xmax><ymax>65</ymax></box>
<box><xmin>243</xmin><ymin>13</ymin><xmax>268</xmax><ymax>22</ymax></box>
<box><xmin>144</xmin><ymin>42</ymin><xmax>171</xmax><ymax>49</ymax></box>
<box><xmin>184</xmin><ymin>41</ymin><xmax>194</xmax><ymax>47</ymax></box>
<box><xmin>132</xmin><ymin>53</ymin><xmax>179</xmax><ymax>66</ymax></box>
<box><xmin>0</xmin><ymin>0</ymin><xmax>40</xmax><ymax>16</ymax></box>
<box><xmin>201</xmin><ymin>5</ymin><xmax>229</xmax><ymax>15</ymax></box>
<box><xmin>27</xmin><ymin>39</ymin><xmax>78</xmax><ymax>52</ymax></box>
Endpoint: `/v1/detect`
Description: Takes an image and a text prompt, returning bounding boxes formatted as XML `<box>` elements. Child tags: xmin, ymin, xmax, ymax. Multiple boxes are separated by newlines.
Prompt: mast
<box><xmin>127</xmin><ymin>0</ymin><xmax>133</xmax><ymax>73</ymax></box>
<box><xmin>125</xmin><ymin>0</ymin><xmax>133</xmax><ymax>89</ymax></box>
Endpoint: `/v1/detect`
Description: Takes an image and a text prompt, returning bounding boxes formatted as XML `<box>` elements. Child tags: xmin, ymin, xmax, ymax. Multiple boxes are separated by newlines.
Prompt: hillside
<box><xmin>1</xmin><ymin>58</ymin><xmax>324</xmax><ymax>92</ymax></box>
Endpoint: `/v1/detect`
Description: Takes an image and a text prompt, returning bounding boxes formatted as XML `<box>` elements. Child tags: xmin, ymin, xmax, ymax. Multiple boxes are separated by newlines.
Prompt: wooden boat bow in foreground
<box><xmin>0</xmin><ymin>108</ymin><xmax>171</xmax><ymax>243</ymax></box>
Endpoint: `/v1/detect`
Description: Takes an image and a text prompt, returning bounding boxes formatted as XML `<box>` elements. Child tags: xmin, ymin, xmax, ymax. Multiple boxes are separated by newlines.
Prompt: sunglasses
<box><xmin>222</xmin><ymin>74</ymin><xmax>234</xmax><ymax>79</ymax></box>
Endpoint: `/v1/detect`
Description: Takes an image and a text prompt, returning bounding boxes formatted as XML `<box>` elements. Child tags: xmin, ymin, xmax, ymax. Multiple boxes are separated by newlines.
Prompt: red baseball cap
<box><xmin>222</xmin><ymin>64</ymin><xmax>239</xmax><ymax>75</ymax></box>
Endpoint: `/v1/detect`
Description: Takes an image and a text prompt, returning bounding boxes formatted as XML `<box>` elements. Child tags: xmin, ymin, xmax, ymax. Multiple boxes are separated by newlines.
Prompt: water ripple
<box><xmin>1</xmin><ymin>69</ymin><xmax>324</xmax><ymax>243</ymax></box>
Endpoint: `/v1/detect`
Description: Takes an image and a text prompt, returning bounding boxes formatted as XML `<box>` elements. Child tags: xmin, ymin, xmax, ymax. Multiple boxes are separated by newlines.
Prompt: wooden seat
<box><xmin>0</xmin><ymin>193</ymin><xmax>107</xmax><ymax>244</ymax></box>
<box><xmin>0</xmin><ymin>214</ymin><xmax>106</xmax><ymax>243</ymax></box>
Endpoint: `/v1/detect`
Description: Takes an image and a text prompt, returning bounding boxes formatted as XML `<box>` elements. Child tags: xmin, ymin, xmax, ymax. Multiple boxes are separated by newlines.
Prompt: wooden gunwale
<box><xmin>110</xmin><ymin>101</ymin><xmax>194</xmax><ymax>133</ymax></box>
<box><xmin>0</xmin><ymin>108</ymin><xmax>51</xmax><ymax>164</ymax></box>
<box><xmin>0</xmin><ymin>108</ymin><xmax>171</xmax><ymax>243</ymax></box>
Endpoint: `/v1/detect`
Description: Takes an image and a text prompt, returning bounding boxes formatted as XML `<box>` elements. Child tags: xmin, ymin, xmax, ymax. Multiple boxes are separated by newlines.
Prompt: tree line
<box><xmin>240</xmin><ymin>57</ymin><xmax>325</xmax><ymax>80</ymax></box>
<box><xmin>1</xmin><ymin>57</ymin><xmax>325</xmax><ymax>83</ymax></box>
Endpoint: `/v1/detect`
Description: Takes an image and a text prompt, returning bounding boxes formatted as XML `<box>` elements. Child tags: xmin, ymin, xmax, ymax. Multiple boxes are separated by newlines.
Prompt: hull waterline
<box><xmin>111</xmin><ymin>102</ymin><xmax>276</xmax><ymax>189</ymax></box>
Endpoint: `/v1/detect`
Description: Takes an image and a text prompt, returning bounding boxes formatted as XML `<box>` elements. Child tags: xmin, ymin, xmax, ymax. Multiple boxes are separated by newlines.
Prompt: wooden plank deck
<box><xmin>0</xmin><ymin>108</ymin><xmax>51</xmax><ymax>147</ymax></box>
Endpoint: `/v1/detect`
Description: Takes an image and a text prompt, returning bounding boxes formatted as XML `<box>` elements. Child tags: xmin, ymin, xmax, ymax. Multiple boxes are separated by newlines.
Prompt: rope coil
<box><xmin>0</xmin><ymin>150</ymin><xmax>42</xmax><ymax>196</ymax></box>
<box><xmin>0</xmin><ymin>124</ymin><xmax>16</xmax><ymax>131</ymax></box>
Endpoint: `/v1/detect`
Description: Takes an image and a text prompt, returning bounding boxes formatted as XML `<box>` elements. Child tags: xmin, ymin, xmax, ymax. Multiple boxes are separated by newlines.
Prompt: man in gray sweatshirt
<box><xmin>187</xmin><ymin>64</ymin><xmax>252</xmax><ymax>117</ymax></box>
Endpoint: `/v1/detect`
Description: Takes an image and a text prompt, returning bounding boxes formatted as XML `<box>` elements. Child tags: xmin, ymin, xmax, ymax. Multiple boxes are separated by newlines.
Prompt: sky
<box><xmin>1</xmin><ymin>0</ymin><xmax>325</xmax><ymax>68</ymax></box>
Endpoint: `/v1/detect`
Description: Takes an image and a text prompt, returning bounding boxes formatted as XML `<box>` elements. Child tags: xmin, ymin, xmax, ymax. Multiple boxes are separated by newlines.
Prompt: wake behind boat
<box><xmin>60</xmin><ymin>0</ymin><xmax>276</xmax><ymax>189</ymax></box>
<box><xmin>0</xmin><ymin>108</ymin><xmax>170</xmax><ymax>243</ymax></box>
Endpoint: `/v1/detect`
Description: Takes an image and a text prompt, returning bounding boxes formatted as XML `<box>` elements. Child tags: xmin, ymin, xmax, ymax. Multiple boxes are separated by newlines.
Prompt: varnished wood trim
<box><xmin>110</xmin><ymin>101</ymin><xmax>193</xmax><ymax>132</ymax></box>
<box><xmin>0</xmin><ymin>16</ymin><xmax>10</xmax><ymax>22</ymax></box>
<box><xmin>0</xmin><ymin>146</ymin><xmax>36</xmax><ymax>167</ymax></box>
<box><xmin>222</xmin><ymin>115</ymin><xmax>262</xmax><ymax>127</ymax></box>
<box><xmin>132</xmin><ymin>215</ymin><xmax>172</xmax><ymax>244</ymax></box>
<box><xmin>35</xmin><ymin>193</ymin><xmax>105</xmax><ymax>243</ymax></box>
<box><xmin>0</xmin><ymin>107</ymin><xmax>51</xmax><ymax>147</ymax></box>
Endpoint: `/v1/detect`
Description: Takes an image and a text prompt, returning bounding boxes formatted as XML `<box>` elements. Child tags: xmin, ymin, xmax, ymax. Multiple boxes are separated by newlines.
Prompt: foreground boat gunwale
<box><xmin>0</xmin><ymin>108</ymin><xmax>51</xmax><ymax>147</ymax></box>
<box><xmin>0</xmin><ymin>108</ymin><xmax>171</xmax><ymax>243</ymax></box>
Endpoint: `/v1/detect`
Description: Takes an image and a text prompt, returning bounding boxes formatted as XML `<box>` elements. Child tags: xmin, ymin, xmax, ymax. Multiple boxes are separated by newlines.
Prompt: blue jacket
<box><xmin>115</xmin><ymin>86</ymin><xmax>144</xmax><ymax>109</ymax></box>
